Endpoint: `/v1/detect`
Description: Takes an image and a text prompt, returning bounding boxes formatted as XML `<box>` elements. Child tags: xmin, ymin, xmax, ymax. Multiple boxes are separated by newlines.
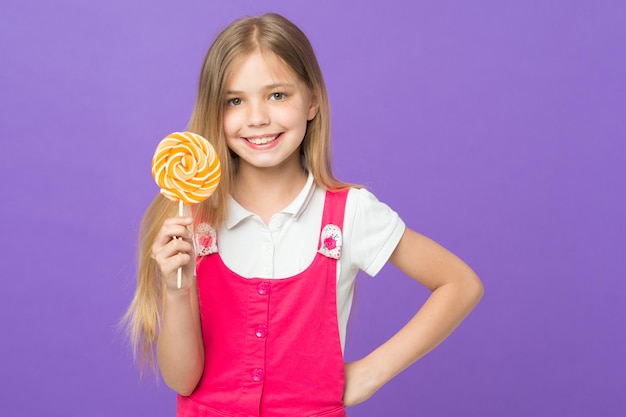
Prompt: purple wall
<box><xmin>1</xmin><ymin>1</ymin><xmax>624</xmax><ymax>416</ymax></box>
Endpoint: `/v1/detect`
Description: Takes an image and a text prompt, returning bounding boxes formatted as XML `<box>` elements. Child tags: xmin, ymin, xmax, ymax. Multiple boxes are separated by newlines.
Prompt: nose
<box><xmin>247</xmin><ymin>100</ymin><xmax>269</xmax><ymax>127</ymax></box>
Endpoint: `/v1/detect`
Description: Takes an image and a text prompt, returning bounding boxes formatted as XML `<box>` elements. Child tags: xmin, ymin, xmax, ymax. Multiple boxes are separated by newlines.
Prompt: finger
<box><xmin>152</xmin><ymin>219</ymin><xmax>194</xmax><ymax>255</ymax></box>
<box><xmin>154</xmin><ymin>239</ymin><xmax>193</xmax><ymax>269</ymax></box>
<box><xmin>157</xmin><ymin>225</ymin><xmax>193</xmax><ymax>244</ymax></box>
<box><xmin>155</xmin><ymin>239</ymin><xmax>194</xmax><ymax>261</ymax></box>
<box><xmin>161</xmin><ymin>217</ymin><xmax>193</xmax><ymax>238</ymax></box>
<box><xmin>159</xmin><ymin>253</ymin><xmax>193</xmax><ymax>281</ymax></box>
<box><xmin>162</xmin><ymin>216</ymin><xmax>193</xmax><ymax>227</ymax></box>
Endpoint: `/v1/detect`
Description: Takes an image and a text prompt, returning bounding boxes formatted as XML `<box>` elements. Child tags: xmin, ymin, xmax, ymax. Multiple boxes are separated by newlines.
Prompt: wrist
<box><xmin>359</xmin><ymin>353</ymin><xmax>390</xmax><ymax>391</ymax></box>
<box><xmin>164</xmin><ymin>286</ymin><xmax>193</xmax><ymax>302</ymax></box>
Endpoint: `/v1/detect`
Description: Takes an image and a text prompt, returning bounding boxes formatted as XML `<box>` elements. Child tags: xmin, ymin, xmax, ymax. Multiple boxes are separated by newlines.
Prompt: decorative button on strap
<box><xmin>195</xmin><ymin>222</ymin><xmax>218</xmax><ymax>256</ymax></box>
<box><xmin>318</xmin><ymin>224</ymin><xmax>342</xmax><ymax>259</ymax></box>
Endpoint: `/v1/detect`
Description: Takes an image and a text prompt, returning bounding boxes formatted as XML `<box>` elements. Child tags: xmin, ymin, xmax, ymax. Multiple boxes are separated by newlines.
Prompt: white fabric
<box><xmin>216</xmin><ymin>172</ymin><xmax>406</xmax><ymax>350</ymax></box>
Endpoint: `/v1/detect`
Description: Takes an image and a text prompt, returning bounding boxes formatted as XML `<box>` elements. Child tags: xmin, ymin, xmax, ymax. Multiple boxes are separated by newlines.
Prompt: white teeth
<box><xmin>247</xmin><ymin>136</ymin><xmax>277</xmax><ymax>145</ymax></box>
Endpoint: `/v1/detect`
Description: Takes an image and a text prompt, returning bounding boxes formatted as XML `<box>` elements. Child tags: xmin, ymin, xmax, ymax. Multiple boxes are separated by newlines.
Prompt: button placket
<box><xmin>245</xmin><ymin>280</ymin><xmax>271</xmax><ymax>388</ymax></box>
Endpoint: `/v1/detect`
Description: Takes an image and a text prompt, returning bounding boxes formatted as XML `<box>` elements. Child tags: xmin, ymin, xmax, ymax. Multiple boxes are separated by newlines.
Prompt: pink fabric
<box><xmin>178</xmin><ymin>190</ymin><xmax>349</xmax><ymax>417</ymax></box>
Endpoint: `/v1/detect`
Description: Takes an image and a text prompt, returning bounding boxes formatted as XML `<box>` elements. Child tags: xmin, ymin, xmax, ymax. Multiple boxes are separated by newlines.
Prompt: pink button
<box><xmin>251</xmin><ymin>368</ymin><xmax>264</xmax><ymax>382</ymax></box>
<box><xmin>257</xmin><ymin>282</ymin><xmax>270</xmax><ymax>295</ymax></box>
<box><xmin>255</xmin><ymin>324</ymin><xmax>268</xmax><ymax>338</ymax></box>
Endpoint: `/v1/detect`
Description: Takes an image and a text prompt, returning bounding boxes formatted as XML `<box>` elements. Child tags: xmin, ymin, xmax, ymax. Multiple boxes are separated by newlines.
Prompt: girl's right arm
<box><xmin>152</xmin><ymin>216</ymin><xmax>204</xmax><ymax>396</ymax></box>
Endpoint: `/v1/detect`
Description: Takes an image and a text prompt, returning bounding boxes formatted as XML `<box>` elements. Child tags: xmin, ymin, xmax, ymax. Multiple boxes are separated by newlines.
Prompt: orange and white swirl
<box><xmin>152</xmin><ymin>132</ymin><xmax>221</xmax><ymax>204</ymax></box>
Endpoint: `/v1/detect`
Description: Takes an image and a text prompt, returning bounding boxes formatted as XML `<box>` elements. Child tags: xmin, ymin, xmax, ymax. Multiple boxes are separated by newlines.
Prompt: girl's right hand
<box><xmin>151</xmin><ymin>216</ymin><xmax>195</xmax><ymax>290</ymax></box>
<box><xmin>343</xmin><ymin>359</ymin><xmax>382</xmax><ymax>407</ymax></box>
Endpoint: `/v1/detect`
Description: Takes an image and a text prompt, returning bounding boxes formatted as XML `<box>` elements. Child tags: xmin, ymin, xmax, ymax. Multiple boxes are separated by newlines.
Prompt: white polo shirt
<box><xmin>216</xmin><ymin>173</ymin><xmax>406</xmax><ymax>350</ymax></box>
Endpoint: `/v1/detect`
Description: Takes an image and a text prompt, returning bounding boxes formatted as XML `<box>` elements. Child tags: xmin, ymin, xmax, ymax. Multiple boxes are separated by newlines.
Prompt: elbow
<box><xmin>177</xmin><ymin>387</ymin><xmax>195</xmax><ymax>397</ymax></box>
<box><xmin>157</xmin><ymin>346</ymin><xmax>204</xmax><ymax>397</ymax></box>
<box><xmin>164</xmin><ymin>377</ymin><xmax>199</xmax><ymax>397</ymax></box>
<box><xmin>467</xmin><ymin>272</ymin><xmax>484</xmax><ymax>306</ymax></box>
<box><xmin>161</xmin><ymin>364</ymin><xmax>203</xmax><ymax>397</ymax></box>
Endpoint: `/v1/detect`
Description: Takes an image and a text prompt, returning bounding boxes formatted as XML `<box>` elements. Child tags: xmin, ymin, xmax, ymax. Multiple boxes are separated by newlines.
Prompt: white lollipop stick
<box><xmin>177</xmin><ymin>199</ymin><xmax>184</xmax><ymax>289</ymax></box>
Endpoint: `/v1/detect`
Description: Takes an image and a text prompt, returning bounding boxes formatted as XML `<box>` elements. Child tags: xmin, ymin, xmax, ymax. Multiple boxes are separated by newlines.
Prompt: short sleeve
<box><xmin>343</xmin><ymin>188</ymin><xmax>406</xmax><ymax>277</ymax></box>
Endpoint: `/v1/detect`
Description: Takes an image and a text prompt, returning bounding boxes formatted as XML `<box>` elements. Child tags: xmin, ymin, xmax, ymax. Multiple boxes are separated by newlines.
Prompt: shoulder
<box><xmin>342</xmin><ymin>187</ymin><xmax>406</xmax><ymax>276</ymax></box>
<box><xmin>345</xmin><ymin>187</ymin><xmax>400</xmax><ymax>221</ymax></box>
<box><xmin>343</xmin><ymin>187</ymin><xmax>406</xmax><ymax>243</ymax></box>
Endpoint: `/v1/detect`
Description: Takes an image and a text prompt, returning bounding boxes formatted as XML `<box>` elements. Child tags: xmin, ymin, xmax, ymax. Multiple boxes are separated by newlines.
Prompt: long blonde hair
<box><xmin>124</xmin><ymin>12</ymin><xmax>354</xmax><ymax>371</ymax></box>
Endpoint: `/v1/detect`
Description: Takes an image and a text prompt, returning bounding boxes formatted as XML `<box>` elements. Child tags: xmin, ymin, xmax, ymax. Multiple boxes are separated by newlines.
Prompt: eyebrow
<box><xmin>225</xmin><ymin>83</ymin><xmax>296</xmax><ymax>95</ymax></box>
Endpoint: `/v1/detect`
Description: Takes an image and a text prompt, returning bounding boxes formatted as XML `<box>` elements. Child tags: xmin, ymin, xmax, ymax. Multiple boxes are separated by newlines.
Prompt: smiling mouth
<box><xmin>245</xmin><ymin>133</ymin><xmax>281</xmax><ymax>145</ymax></box>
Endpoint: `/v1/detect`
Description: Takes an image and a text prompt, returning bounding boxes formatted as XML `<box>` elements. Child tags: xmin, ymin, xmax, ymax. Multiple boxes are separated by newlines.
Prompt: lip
<box><xmin>242</xmin><ymin>133</ymin><xmax>282</xmax><ymax>149</ymax></box>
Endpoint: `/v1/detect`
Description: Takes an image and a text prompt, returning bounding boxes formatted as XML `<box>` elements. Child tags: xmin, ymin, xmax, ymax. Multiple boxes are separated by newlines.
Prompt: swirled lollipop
<box><xmin>152</xmin><ymin>131</ymin><xmax>221</xmax><ymax>204</ymax></box>
<box><xmin>152</xmin><ymin>131</ymin><xmax>221</xmax><ymax>288</ymax></box>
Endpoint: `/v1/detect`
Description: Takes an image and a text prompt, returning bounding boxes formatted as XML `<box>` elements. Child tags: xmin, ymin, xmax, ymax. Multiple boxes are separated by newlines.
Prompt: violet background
<box><xmin>1</xmin><ymin>0</ymin><xmax>624</xmax><ymax>416</ymax></box>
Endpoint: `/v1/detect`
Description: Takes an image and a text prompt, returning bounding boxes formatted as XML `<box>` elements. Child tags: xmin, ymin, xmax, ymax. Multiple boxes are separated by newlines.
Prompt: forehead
<box><xmin>226</xmin><ymin>49</ymin><xmax>301</xmax><ymax>88</ymax></box>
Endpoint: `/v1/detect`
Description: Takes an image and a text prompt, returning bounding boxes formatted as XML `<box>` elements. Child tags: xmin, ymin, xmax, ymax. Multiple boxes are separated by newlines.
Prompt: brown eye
<box><xmin>227</xmin><ymin>98</ymin><xmax>242</xmax><ymax>106</ymax></box>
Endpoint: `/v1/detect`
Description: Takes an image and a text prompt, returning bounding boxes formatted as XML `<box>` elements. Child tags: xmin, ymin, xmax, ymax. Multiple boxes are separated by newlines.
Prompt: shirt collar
<box><xmin>225</xmin><ymin>172</ymin><xmax>316</xmax><ymax>229</ymax></box>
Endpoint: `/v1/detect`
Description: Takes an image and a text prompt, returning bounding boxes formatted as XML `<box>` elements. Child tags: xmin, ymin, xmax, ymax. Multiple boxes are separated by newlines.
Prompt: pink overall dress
<box><xmin>177</xmin><ymin>190</ymin><xmax>349</xmax><ymax>417</ymax></box>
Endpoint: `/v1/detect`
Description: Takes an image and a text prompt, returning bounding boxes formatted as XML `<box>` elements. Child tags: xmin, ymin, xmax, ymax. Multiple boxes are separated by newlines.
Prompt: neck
<box><xmin>232</xmin><ymin>162</ymin><xmax>308</xmax><ymax>224</ymax></box>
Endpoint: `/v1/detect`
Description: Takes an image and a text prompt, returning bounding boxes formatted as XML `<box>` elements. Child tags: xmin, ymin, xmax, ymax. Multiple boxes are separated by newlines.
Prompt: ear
<box><xmin>307</xmin><ymin>95</ymin><xmax>319</xmax><ymax>121</ymax></box>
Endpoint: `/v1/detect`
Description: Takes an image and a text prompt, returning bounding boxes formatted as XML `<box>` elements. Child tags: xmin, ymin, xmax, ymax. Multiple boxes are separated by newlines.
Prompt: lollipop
<box><xmin>152</xmin><ymin>131</ymin><xmax>221</xmax><ymax>288</ymax></box>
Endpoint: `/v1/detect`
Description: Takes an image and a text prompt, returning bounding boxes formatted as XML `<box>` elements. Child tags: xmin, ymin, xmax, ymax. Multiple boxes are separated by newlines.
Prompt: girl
<box><xmin>126</xmin><ymin>12</ymin><xmax>483</xmax><ymax>417</ymax></box>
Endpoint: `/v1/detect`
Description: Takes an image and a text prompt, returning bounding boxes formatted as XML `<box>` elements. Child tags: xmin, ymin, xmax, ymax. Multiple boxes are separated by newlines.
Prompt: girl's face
<box><xmin>223</xmin><ymin>50</ymin><xmax>318</xmax><ymax>174</ymax></box>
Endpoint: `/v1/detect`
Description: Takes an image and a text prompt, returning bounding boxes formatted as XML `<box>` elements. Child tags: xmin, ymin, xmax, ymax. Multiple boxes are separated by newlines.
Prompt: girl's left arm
<box><xmin>343</xmin><ymin>227</ymin><xmax>484</xmax><ymax>406</ymax></box>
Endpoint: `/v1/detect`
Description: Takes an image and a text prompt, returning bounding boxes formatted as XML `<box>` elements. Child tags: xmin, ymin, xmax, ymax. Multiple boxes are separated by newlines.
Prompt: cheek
<box><xmin>280</xmin><ymin>105</ymin><xmax>310</xmax><ymax>130</ymax></box>
<box><xmin>222</xmin><ymin>112</ymin><xmax>238</xmax><ymax>136</ymax></box>
<box><xmin>222</xmin><ymin>114</ymin><xmax>239</xmax><ymax>152</ymax></box>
